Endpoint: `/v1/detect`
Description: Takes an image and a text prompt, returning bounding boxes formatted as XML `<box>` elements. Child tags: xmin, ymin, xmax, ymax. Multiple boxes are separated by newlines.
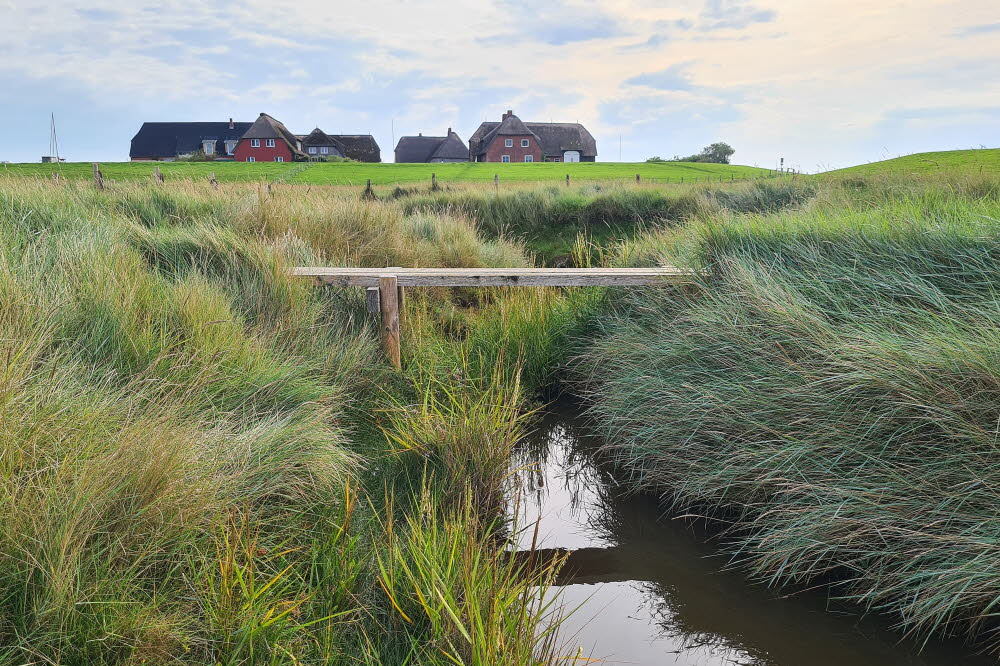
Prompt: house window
<box><xmin>320</xmin><ymin>147</ymin><xmax>328</xmax><ymax>154</ymax></box>
<box><xmin>202</xmin><ymin>140</ymin><xmax>215</xmax><ymax>155</ymax></box>
<box><xmin>225</xmin><ymin>140</ymin><xmax>237</xmax><ymax>155</ymax></box>
<box><xmin>504</xmin><ymin>138</ymin><xmax>513</xmax><ymax>147</ymax></box>
<box><xmin>308</xmin><ymin>147</ymin><xmax>317</xmax><ymax>154</ymax></box>
<box><xmin>501</xmin><ymin>155</ymin><xmax>510</xmax><ymax>163</ymax></box>
<box><xmin>275</xmin><ymin>156</ymin><xmax>284</xmax><ymax>162</ymax></box>
<box><xmin>521</xmin><ymin>139</ymin><xmax>529</xmax><ymax>147</ymax></box>
<box><xmin>247</xmin><ymin>156</ymin><xmax>256</xmax><ymax>163</ymax></box>
<box><xmin>266</xmin><ymin>139</ymin><xmax>275</xmax><ymax>148</ymax></box>
<box><xmin>524</xmin><ymin>155</ymin><xmax>533</xmax><ymax>163</ymax></box>
<box><xmin>251</xmin><ymin>139</ymin><xmax>260</xmax><ymax>148</ymax></box>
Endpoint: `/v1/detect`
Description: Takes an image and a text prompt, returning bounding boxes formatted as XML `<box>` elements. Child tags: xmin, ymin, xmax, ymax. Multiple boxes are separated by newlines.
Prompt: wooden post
<box><xmin>494</xmin><ymin>174</ymin><xmax>499</xmax><ymax>194</ymax></box>
<box><xmin>363</xmin><ymin>179</ymin><xmax>374</xmax><ymax>199</ymax></box>
<box><xmin>378</xmin><ymin>275</ymin><xmax>401</xmax><ymax>370</ymax></box>
<box><xmin>566</xmin><ymin>173</ymin><xmax>570</xmax><ymax>187</ymax></box>
<box><xmin>210</xmin><ymin>172</ymin><xmax>218</xmax><ymax>189</ymax></box>
<box><xmin>51</xmin><ymin>172</ymin><xmax>59</xmax><ymax>184</ymax></box>
<box><xmin>154</xmin><ymin>165</ymin><xmax>164</xmax><ymax>183</ymax></box>
<box><xmin>431</xmin><ymin>172</ymin><xmax>438</xmax><ymax>191</ymax></box>
<box><xmin>92</xmin><ymin>163</ymin><xmax>104</xmax><ymax>190</ymax></box>
<box><xmin>365</xmin><ymin>287</ymin><xmax>380</xmax><ymax>315</ymax></box>
<box><xmin>636</xmin><ymin>173</ymin><xmax>641</xmax><ymax>184</ymax></box>
<box><xmin>731</xmin><ymin>174</ymin><xmax>734</xmax><ymax>182</ymax></box>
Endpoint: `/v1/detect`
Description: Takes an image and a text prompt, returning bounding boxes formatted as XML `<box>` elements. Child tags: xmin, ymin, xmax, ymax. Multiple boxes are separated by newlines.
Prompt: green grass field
<box><xmin>822</xmin><ymin>148</ymin><xmax>1000</xmax><ymax>177</ymax></box>
<box><xmin>1</xmin><ymin>160</ymin><xmax>770</xmax><ymax>185</ymax></box>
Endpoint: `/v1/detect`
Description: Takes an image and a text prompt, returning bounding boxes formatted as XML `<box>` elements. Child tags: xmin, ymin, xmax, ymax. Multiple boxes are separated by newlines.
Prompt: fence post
<box><xmin>363</xmin><ymin>179</ymin><xmax>374</xmax><ymax>199</ymax></box>
<box><xmin>154</xmin><ymin>165</ymin><xmax>164</xmax><ymax>183</ymax></box>
<box><xmin>52</xmin><ymin>172</ymin><xmax>59</xmax><ymax>184</ymax></box>
<box><xmin>636</xmin><ymin>173</ymin><xmax>641</xmax><ymax>184</ymax></box>
<box><xmin>210</xmin><ymin>172</ymin><xmax>218</xmax><ymax>189</ymax></box>
<box><xmin>378</xmin><ymin>275</ymin><xmax>401</xmax><ymax>370</ymax></box>
<box><xmin>92</xmin><ymin>163</ymin><xmax>104</xmax><ymax>190</ymax></box>
<box><xmin>566</xmin><ymin>173</ymin><xmax>570</xmax><ymax>187</ymax></box>
<box><xmin>431</xmin><ymin>172</ymin><xmax>438</xmax><ymax>191</ymax></box>
<box><xmin>494</xmin><ymin>174</ymin><xmax>499</xmax><ymax>194</ymax></box>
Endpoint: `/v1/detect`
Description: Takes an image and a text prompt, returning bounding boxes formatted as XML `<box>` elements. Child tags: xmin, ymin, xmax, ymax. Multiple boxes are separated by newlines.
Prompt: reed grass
<box><xmin>0</xmin><ymin>177</ymin><xmax>571</xmax><ymax>664</ymax></box>
<box><xmin>577</xmin><ymin>173</ymin><xmax>1000</xmax><ymax>652</ymax></box>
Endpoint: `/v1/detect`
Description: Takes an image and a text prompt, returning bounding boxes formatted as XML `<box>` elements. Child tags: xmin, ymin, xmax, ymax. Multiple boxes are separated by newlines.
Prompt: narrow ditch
<box><xmin>508</xmin><ymin>400</ymin><xmax>992</xmax><ymax>665</ymax></box>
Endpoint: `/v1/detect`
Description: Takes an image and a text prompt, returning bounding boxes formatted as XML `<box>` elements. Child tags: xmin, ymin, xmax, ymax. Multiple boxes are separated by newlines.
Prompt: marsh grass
<box><xmin>0</xmin><ymin>177</ymin><xmax>572</xmax><ymax>664</ymax></box>
<box><xmin>577</xmin><ymin>173</ymin><xmax>1000</xmax><ymax>652</ymax></box>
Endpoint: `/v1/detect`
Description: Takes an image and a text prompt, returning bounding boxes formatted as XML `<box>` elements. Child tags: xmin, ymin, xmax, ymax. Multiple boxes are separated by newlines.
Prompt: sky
<box><xmin>1</xmin><ymin>0</ymin><xmax>998</xmax><ymax>170</ymax></box>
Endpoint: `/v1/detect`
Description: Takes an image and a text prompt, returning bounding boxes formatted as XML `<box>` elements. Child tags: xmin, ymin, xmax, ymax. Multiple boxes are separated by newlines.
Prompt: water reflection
<box><xmin>508</xmin><ymin>403</ymin><xmax>992</xmax><ymax>666</ymax></box>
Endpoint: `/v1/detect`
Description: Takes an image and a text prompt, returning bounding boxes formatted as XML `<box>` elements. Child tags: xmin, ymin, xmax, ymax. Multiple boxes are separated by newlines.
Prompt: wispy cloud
<box><xmin>954</xmin><ymin>22</ymin><xmax>1000</xmax><ymax>36</ymax></box>
<box><xmin>699</xmin><ymin>0</ymin><xmax>776</xmax><ymax>31</ymax></box>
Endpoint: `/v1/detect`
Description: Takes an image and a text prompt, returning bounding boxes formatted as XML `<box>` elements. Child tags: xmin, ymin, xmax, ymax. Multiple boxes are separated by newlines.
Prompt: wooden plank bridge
<box><xmin>291</xmin><ymin>266</ymin><xmax>699</xmax><ymax>369</ymax></box>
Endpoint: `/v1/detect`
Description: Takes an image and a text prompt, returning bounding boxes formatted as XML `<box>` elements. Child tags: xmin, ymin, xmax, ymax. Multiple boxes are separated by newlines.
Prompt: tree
<box><xmin>676</xmin><ymin>142</ymin><xmax>735</xmax><ymax>164</ymax></box>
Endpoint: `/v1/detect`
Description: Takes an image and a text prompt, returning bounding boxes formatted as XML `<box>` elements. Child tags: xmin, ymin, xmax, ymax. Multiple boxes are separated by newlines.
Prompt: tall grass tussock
<box><xmin>577</xmin><ymin>174</ymin><xmax>1000</xmax><ymax>652</ymax></box>
<box><xmin>0</xmin><ymin>177</ymin><xmax>571</xmax><ymax>664</ymax></box>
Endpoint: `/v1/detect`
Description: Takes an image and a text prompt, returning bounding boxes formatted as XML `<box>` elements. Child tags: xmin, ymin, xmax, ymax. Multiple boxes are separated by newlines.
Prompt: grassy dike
<box><xmin>0</xmin><ymin>178</ymin><xmax>600</xmax><ymax>664</ymax></box>
<box><xmin>575</xmin><ymin>174</ymin><xmax>1000</xmax><ymax>652</ymax></box>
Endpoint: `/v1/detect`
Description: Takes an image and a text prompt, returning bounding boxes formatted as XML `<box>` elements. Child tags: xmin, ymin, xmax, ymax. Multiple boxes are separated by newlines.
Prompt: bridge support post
<box><xmin>378</xmin><ymin>275</ymin><xmax>401</xmax><ymax>370</ymax></box>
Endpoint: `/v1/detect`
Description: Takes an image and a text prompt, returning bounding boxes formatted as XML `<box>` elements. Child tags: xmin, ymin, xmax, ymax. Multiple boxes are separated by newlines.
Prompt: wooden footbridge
<box><xmin>291</xmin><ymin>267</ymin><xmax>699</xmax><ymax>369</ymax></box>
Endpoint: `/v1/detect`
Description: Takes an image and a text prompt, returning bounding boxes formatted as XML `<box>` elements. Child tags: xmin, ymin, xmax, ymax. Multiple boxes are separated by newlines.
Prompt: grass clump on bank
<box><xmin>577</xmin><ymin>175</ymin><xmax>1000</xmax><ymax>651</ymax></box>
<box><xmin>0</xmin><ymin>177</ymin><xmax>579</xmax><ymax>664</ymax></box>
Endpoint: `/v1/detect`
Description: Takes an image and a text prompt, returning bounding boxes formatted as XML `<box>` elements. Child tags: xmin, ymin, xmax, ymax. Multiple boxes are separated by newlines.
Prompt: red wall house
<box><xmin>483</xmin><ymin>134</ymin><xmax>541</xmax><ymax>163</ymax></box>
<box><xmin>233</xmin><ymin>137</ymin><xmax>294</xmax><ymax>163</ymax></box>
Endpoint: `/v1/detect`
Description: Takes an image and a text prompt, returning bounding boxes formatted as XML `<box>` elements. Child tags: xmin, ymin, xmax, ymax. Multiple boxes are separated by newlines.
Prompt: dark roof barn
<box><xmin>394</xmin><ymin>129</ymin><xmax>469</xmax><ymax>163</ymax></box>
<box><xmin>129</xmin><ymin>120</ymin><xmax>251</xmax><ymax>160</ymax></box>
<box><xmin>332</xmin><ymin>135</ymin><xmax>381</xmax><ymax>162</ymax></box>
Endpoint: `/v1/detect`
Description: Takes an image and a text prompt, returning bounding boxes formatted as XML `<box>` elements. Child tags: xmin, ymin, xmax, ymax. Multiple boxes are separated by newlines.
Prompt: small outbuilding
<box><xmin>394</xmin><ymin>129</ymin><xmax>470</xmax><ymax>163</ymax></box>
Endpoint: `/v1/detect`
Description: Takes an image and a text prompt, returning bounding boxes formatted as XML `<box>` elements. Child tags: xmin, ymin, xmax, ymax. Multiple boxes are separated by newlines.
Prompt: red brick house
<box><xmin>468</xmin><ymin>110</ymin><xmax>596</xmax><ymax>163</ymax></box>
<box><xmin>233</xmin><ymin>113</ymin><xmax>307</xmax><ymax>163</ymax></box>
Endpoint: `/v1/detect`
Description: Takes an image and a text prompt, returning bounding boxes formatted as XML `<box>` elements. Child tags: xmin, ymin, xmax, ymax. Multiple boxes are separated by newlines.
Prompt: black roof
<box><xmin>394</xmin><ymin>131</ymin><xmax>469</xmax><ymax>162</ymax></box>
<box><xmin>302</xmin><ymin>127</ymin><xmax>344</xmax><ymax>150</ymax></box>
<box><xmin>469</xmin><ymin>115</ymin><xmax>597</xmax><ymax>158</ymax></box>
<box><xmin>333</xmin><ymin>135</ymin><xmax>381</xmax><ymax>162</ymax></box>
<box><xmin>129</xmin><ymin>121</ymin><xmax>251</xmax><ymax>159</ymax></box>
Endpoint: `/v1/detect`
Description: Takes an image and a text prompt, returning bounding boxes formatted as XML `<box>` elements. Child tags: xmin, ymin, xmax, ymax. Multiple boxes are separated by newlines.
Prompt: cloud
<box><xmin>477</xmin><ymin>0</ymin><xmax>627</xmax><ymax>46</ymax></box>
<box><xmin>626</xmin><ymin>62</ymin><xmax>697</xmax><ymax>91</ymax></box>
<box><xmin>699</xmin><ymin>0</ymin><xmax>776</xmax><ymax>31</ymax></box>
<box><xmin>954</xmin><ymin>22</ymin><xmax>1000</xmax><ymax>36</ymax></box>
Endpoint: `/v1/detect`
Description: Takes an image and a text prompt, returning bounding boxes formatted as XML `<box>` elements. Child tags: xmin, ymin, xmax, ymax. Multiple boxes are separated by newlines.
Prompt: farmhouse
<box><xmin>468</xmin><ymin>111</ymin><xmax>596</xmax><ymax>163</ymax></box>
<box><xmin>394</xmin><ymin>129</ymin><xmax>470</xmax><ymax>163</ymax></box>
<box><xmin>129</xmin><ymin>119</ymin><xmax>252</xmax><ymax>161</ymax></box>
<box><xmin>129</xmin><ymin>113</ymin><xmax>382</xmax><ymax>162</ymax></box>
<box><xmin>233</xmin><ymin>113</ymin><xmax>306</xmax><ymax>163</ymax></box>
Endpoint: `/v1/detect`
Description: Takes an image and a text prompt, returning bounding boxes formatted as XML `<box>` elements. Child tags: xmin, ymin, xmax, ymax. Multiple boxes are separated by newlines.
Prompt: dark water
<box><xmin>508</xmin><ymin>403</ymin><xmax>993</xmax><ymax>666</ymax></box>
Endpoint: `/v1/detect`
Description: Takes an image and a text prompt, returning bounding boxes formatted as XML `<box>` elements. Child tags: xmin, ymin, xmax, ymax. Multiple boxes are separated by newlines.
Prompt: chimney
<box><xmin>228</xmin><ymin>117</ymin><xmax>234</xmax><ymax>129</ymax></box>
<box><xmin>418</xmin><ymin>132</ymin><xmax>422</xmax><ymax>136</ymax></box>
<box><xmin>503</xmin><ymin>109</ymin><xmax>513</xmax><ymax>121</ymax></box>
<box><xmin>447</xmin><ymin>127</ymin><xmax>452</xmax><ymax>135</ymax></box>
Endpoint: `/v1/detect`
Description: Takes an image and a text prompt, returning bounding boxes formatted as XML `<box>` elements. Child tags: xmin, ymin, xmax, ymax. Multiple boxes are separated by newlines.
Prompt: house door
<box><xmin>564</xmin><ymin>151</ymin><xmax>580</xmax><ymax>163</ymax></box>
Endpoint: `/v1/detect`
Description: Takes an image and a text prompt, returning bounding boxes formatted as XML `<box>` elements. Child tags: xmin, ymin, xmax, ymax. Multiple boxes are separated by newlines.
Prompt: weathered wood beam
<box><xmin>290</xmin><ymin>267</ymin><xmax>701</xmax><ymax>288</ymax></box>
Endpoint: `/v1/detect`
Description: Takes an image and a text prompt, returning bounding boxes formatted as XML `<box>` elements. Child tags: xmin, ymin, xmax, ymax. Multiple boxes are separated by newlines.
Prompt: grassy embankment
<box><xmin>0</xmin><ymin>178</ymin><xmax>608</xmax><ymax>664</ymax></box>
<box><xmin>575</xmin><ymin>172</ymin><xmax>1000</xmax><ymax>653</ymax></box>
<box><xmin>2</xmin><ymin>160</ymin><xmax>770</xmax><ymax>186</ymax></box>
<box><xmin>821</xmin><ymin>147</ymin><xmax>1000</xmax><ymax>177</ymax></box>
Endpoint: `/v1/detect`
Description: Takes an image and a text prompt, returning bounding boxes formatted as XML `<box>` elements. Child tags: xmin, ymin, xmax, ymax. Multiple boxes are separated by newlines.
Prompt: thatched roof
<box><xmin>395</xmin><ymin>130</ymin><xmax>469</xmax><ymax>162</ymax></box>
<box><xmin>242</xmin><ymin>113</ymin><xmax>306</xmax><ymax>157</ymax></box>
<box><xmin>469</xmin><ymin>113</ymin><xmax>596</xmax><ymax>159</ymax></box>
<box><xmin>331</xmin><ymin>134</ymin><xmax>381</xmax><ymax>162</ymax></box>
